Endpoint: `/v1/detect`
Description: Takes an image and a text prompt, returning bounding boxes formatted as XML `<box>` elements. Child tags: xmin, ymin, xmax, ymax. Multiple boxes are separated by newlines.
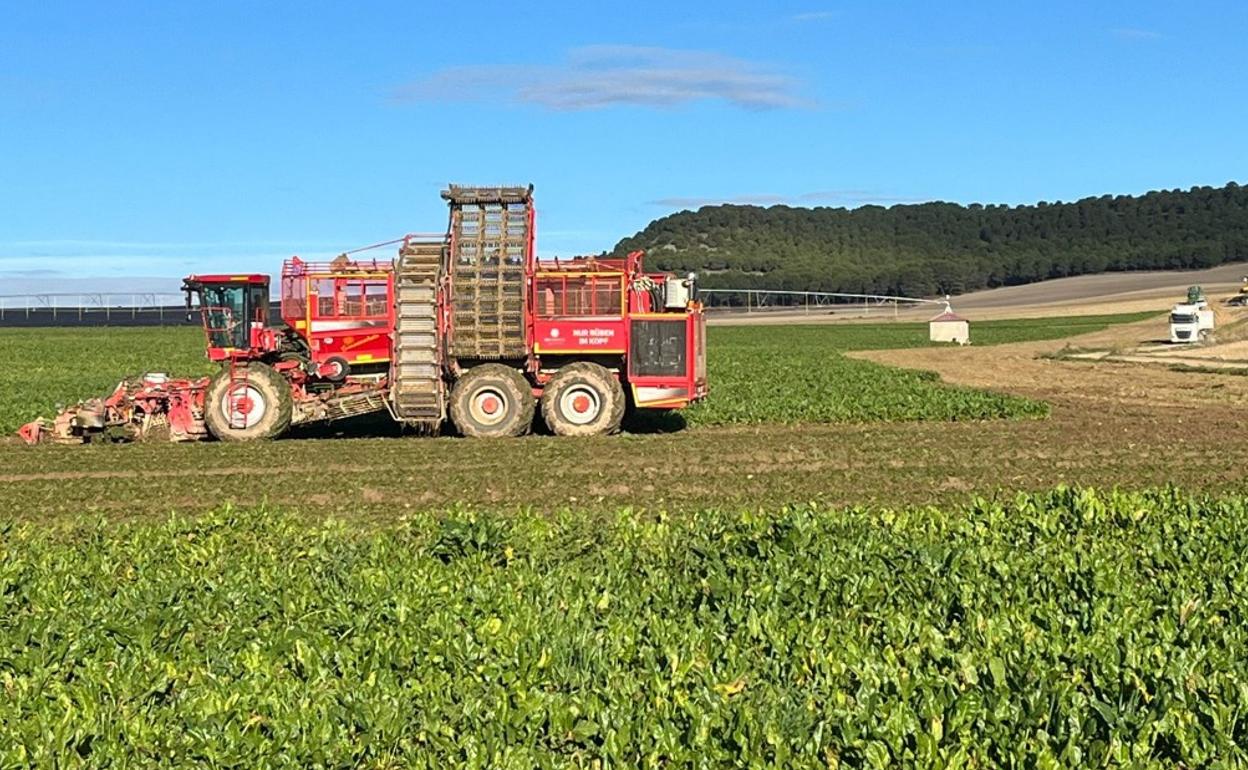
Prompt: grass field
<box><xmin>0</xmin><ymin>313</ymin><xmax>1152</xmax><ymax>434</ymax></box>
<box><xmin>3</xmin><ymin>487</ymin><xmax>1245</xmax><ymax>767</ymax></box>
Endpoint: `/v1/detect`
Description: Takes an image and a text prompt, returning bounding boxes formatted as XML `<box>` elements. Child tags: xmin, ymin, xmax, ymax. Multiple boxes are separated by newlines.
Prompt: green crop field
<box><xmin>4</xmin><ymin>310</ymin><xmax>1246</xmax><ymax>766</ymax></box>
<box><xmin>0</xmin><ymin>313</ymin><xmax>1152</xmax><ymax>434</ymax></box>
<box><xmin>3</xmin><ymin>487</ymin><xmax>1244</xmax><ymax>767</ymax></box>
<box><xmin>688</xmin><ymin>327</ymin><xmax>1045</xmax><ymax>425</ymax></box>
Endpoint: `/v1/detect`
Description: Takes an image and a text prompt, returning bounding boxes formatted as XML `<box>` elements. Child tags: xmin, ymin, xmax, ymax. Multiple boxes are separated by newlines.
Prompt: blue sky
<box><xmin>2</xmin><ymin>0</ymin><xmax>1245</xmax><ymax>293</ymax></box>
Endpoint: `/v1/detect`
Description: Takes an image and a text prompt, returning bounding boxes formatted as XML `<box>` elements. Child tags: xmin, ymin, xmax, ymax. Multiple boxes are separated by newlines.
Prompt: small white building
<box><xmin>929</xmin><ymin>308</ymin><xmax>970</xmax><ymax>345</ymax></box>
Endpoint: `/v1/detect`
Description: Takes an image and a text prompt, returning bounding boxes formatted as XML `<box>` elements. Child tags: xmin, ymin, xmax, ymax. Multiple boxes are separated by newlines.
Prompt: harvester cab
<box><xmin>181</xmin><ymin>274</ymin><xmax>274</xmax><ymax>360</ymax></box>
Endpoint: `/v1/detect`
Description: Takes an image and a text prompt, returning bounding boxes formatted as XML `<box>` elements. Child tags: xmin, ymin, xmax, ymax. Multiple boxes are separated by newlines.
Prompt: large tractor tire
<box><xmin>541</xmin><ymin>363</ymin><xmax>625</xmax><ymax>437</ymax></box>
<box><xmin>449</xmin><ymin>364</ymin><xmax>535</xmax><ymax>438</ymax></box>
<box><xmin>204</xmin><ymin>363</ymin><xmax>294</xmax><ymax>442</ymax></box>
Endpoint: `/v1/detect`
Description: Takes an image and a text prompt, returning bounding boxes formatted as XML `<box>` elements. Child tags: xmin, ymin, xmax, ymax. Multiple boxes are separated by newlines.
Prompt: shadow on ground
<box><xmin>283</xmin><ymin>408</ymin><xmax>691</xmax><ymax>441</ymax></box>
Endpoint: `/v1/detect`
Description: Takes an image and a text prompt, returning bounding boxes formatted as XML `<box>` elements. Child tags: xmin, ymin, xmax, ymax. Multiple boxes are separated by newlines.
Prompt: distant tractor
<box><xmin>21</xmin><ymin>186</ymin><xmax>708</xmax><ymax>444</ymax></box>
<box><xmin>1229</xmin><ymin>278</ymin><xmax>1248</xmax><ymax>307</ymax></box>
<box><xmin>1169</xmin><ymin>285</ymin><xmax>1214</xmax><ymax>344</ymax></box>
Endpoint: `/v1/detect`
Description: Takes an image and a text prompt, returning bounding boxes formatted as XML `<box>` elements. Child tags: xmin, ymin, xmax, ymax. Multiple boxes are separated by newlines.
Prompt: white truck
<box><xmin>1170</xmin><ymin>287</ymin><xmax>1215</xmax><ymax>343</ymax></box>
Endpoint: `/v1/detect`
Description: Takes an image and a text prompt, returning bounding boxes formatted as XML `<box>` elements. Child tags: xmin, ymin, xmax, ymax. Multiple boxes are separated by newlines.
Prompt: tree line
<box><xmin>612</xmin><ymin>183</ymin><xmax>1248</xmax><ymax>298</ymax></box>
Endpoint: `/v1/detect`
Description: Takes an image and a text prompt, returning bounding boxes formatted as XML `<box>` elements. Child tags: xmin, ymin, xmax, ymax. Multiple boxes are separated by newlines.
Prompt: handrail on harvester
<box><xmin>282</xmin><ymin>234</ymin><xmax>451</xmax><ymax>277</ymax></box>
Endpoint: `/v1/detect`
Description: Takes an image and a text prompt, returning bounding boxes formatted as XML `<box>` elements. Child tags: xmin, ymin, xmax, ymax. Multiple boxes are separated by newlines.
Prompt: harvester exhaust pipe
<box><xmin>183</xmin><ymin>281</ymin><xmax>195</xmax><ymax>322</ymax></box>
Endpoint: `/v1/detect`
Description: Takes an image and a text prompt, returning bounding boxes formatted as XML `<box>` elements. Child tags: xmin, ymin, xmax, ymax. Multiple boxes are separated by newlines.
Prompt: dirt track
<box><xmin>853</xmin><ymin>316</ymin><xmax>1248</xmax><ymax>410</ymax></box>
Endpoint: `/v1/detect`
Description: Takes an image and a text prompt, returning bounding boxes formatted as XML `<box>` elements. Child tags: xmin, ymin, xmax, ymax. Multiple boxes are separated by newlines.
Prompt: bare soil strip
<box><xmin>5</xmin><ymin>399</ymin><xmax>1248</xmax><ymax>522</ymax></box>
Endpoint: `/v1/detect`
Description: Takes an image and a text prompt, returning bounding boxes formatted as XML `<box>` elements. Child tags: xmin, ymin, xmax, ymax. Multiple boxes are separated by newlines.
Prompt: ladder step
<box><xmin>392</xmin><ymin>239</ymin><xmax>447</xmax><ymax>423</ymax></box>
<box><xmin>399</xmin><ymin>353</ymin><xmax>437</xmax><ymax>367</ymax></box>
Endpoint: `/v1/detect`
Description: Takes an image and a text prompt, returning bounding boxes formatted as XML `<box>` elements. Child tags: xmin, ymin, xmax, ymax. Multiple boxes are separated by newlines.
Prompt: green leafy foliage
<box><xmin>3</xmin><ymin>487</ymin><xmax>1247</xmax><ymax>766</ymax></box>
<box><xmin>616</xmin><ymin>182</ymin><xmax>1248</xmax><ymax>296</ymax></box>
<box><xmin>687</xmin><ymin>324</ymin><xmax>1055</xmax><ymax>425</ymax></box>
<box><xmin>685</xmin><ymin>313</ymin><xmax>1150</xmax><ymax>425</ymax></box>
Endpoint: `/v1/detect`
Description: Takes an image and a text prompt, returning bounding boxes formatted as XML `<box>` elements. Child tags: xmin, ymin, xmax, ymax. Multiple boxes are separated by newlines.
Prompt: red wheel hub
<box><xmin>232</xmin><ymin>394</ymin><xmax>255</xmax><ymax>414</ymax></box>
<box><xmin>480</xmin><ymin>395</ymin><xmax>500</xmax><ymax>415</ymax></box>
<box><xmin>572</xmin><ymin>394</ymin><xmax>591</xmax><ymax>414</ymax></box>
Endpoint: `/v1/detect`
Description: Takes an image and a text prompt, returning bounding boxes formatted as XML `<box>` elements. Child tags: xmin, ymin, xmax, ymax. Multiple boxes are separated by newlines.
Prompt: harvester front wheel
<box><xmin>205</xmin><ymin>363</ymin><xmax>293</xmax><ymax>442</ymax></box>
<box><xmin>449</xmin><ymin>364</ymin><xmax>535</xmax><ymax>438</ymax></box>
<box><xmin>541</xmin><ymin>363</ymin><xmax>625</xmax><ymax>437</ymax></box>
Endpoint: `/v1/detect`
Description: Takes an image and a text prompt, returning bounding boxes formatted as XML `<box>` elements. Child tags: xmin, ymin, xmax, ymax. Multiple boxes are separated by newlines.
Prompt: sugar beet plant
<box><xmin>685</xmin><ymin>326</ymin><xmax>1048</xmax><ymax>425</ymax></box>
<box><xmin>3</xmin><ymin>487</ymin><xmax>1247</xmax><ymax>767</ymax></box>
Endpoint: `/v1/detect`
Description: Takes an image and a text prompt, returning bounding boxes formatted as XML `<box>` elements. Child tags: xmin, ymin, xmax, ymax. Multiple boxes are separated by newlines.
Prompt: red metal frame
<box><xmin>528</xmin><ymin>250</ymin><xmax>706</xmax><ymax>408</ymax></box>
<box><xmin>186</xmin><ymin>273</ymin><xmax>267</xmax><ymax>284</ymax></box>
<box><xmin>281</xmin><ymin>257</ymin><xmax>395</xmax><ymax>369</ymax></box>
<box><xmin>18</xmin><ymin>375</ymin><xmax>210</xmax><ymax>444</ymax></box>
<box><xmin>625</xmin><ymin>310</ymin><xmax>708</xmax><ymax>408</ymax></box>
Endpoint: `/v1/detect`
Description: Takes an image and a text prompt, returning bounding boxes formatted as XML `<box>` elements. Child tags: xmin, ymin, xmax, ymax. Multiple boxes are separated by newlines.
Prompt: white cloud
<box><xmin>393</xmin><ymin>45</ymin><xmax>809</xmax><ymax>111</ymax></box>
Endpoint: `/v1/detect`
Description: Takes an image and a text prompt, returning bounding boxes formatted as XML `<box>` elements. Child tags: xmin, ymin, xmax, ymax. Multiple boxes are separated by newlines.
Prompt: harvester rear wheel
<box><xmin>449</xmin><ymin>364</ymin><xmax>534</xmax><ymax>438</ymax></box>
<box><xmin>541</xmin><ymin>363</ymin><xmax>625</xmax><ymax>437</ymax></box>
<box><xmin>204</xmin><ymin>363</ymin><xmax>293</xmax><ymax>442</ymax></box>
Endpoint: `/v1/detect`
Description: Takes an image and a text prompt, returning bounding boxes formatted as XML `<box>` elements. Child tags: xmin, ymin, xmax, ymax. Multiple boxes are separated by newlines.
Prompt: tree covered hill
<box><xmin>613</xmin><ymin>183</ymin><xmax>1248</xmax><ymax>297</ymax></box>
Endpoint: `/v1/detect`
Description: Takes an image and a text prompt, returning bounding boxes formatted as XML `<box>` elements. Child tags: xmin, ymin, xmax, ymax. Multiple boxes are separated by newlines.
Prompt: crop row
<box><xmin>1</xmin><ymin>486</ymin><xmax>1244</xmax><ymax>767</ymax></box>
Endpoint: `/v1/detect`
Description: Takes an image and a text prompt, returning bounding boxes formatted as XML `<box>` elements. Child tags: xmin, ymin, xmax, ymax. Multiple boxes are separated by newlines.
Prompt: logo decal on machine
<box><xmin>572</xmin><ymin>328</ymin><xmax>616</xmax><ymax>346</ymax></box>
